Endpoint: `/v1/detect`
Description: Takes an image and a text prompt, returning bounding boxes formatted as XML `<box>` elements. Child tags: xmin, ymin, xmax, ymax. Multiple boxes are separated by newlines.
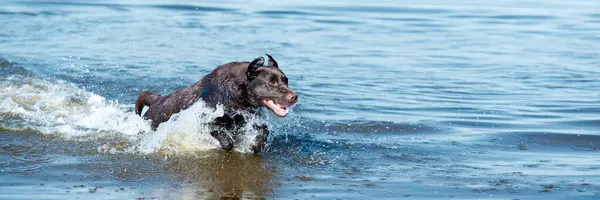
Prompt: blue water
<box><xmin>1</xmin><ymin>0</ymin><xmax>599</xmax><ymax>199</ymax></box>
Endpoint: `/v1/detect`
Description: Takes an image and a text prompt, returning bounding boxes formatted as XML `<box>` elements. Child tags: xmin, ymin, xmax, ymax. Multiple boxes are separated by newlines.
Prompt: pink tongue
<box><xmin>262</xmin><ymin>99</ymin><xmax>288</xmax><ymax>117</ymax></box>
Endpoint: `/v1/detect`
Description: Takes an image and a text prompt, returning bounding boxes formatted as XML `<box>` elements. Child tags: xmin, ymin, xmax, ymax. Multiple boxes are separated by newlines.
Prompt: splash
<box><xmin>0</xmin><ymin>75</ymin><xmax>265</xmax><ymax>154</ymax></box>
<box><xmin>138</xmin><ymin>101</ymin><xmax>265</xmax><ymax>154</ymax></box>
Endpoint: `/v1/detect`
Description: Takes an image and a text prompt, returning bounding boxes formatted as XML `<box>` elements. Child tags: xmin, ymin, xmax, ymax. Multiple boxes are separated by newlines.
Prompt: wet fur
<box><xmin>135</xmin><ymin>55</ymin><xmax>295</xmax><ymax>154</ymax></box>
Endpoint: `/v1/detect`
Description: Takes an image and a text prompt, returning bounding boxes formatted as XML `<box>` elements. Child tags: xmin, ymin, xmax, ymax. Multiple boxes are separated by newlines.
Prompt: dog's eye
<box><xmin>269</xmin><ymin>81</ymin><xmax>279</xmax><ymax>87</ymax></box>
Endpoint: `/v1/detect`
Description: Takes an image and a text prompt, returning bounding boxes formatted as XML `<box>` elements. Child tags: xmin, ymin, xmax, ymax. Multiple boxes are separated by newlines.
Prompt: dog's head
<box><xmin>245</xmin><ymin>54</ymin><xmax>297</xmax><ymax>117</ymax></box>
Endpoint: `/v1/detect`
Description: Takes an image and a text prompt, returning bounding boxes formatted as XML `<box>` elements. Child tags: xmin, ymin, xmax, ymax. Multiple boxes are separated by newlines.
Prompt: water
<box><xmin>1</xmin><ymin>0</ymin><xmax>599</xmax><ymax>199</ymax></box>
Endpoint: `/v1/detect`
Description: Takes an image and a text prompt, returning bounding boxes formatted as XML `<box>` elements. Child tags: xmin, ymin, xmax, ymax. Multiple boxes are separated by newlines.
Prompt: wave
<box><xmin>0</xmin><ymin>64</ymin><xmax>265</xmax><ymax>155</ymax></box>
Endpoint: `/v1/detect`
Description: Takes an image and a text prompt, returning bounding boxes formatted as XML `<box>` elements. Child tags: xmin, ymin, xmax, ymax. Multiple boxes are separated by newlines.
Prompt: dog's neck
<box><xmin>236</xmin><ymin>82</ymin><xmax>254</xmax><ymax>108</ymax></box>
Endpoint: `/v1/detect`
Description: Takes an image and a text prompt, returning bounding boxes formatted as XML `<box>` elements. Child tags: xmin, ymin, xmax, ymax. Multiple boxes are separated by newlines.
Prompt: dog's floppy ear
<box><xmin>246</xmin><ymin>56</ymin><xmax>264</xmax><ymax>81</ymax></box>
<box><xmin>266</xmin><ymin>54</ymin><xmax>278</xmax><ymax>68</ymax></box>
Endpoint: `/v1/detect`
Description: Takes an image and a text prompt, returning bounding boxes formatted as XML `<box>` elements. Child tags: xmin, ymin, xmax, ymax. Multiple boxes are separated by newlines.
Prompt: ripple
<box><xmin>442</xmin><ymin>120</ymin><xmax>522</xmax><ymax>129</ymax></box>
<box><xmin>257</xmin><ymin>10</ymin><xmax>325</xmax><ymax>17</ymax></box>
<box><xmin>0</xmin><ymin>142</ymin><xmax>51</xmax><ymax>175</ymax></box>
<box><xmin>508</xmin><ymin>131</ymin><xmax>600</xmax><ymax>149</ymax></box>
<box><xmin>585</xmin><ymin>13</ymin><xmax>600</xmax><ymax>18</ymax></box>
<box><xmin>267</xmin><ymin>134</ymin><xmax>336</xmax><ymax>165</ymax></box>
<box><xmin>302</xmin><ymin>5</ymin><xmax>452</xmax><ymax>14</ymax></box>
<box><xmin>448</xmin><ymin>14</ymin><xmax>557</xmax><ymax>20</ymax></box>
<box><xmin>405</xmin><ymin>23</ymin><xmax>449</xmax><ymax>28</ymax></box>
<box><xmin>383</xmin><ymin>153</ymin><xmax>443</xmax><ymax>164</ymax></box>
<box><xmin>0</xmin><ymin>58</ymin><xmax>13</xmax><ymax>67</ymax></box>
<box><xmin>152</xmin><ymin>4</ymin><xmax>236</xmax><ymax>12</ymax></box>
<box><xmin>0</xmin><ymin>59</ymin><xmax>35</xmax><ymax>78</ymax></box>
<box><xmin>545</xmin><ymin>107</ymin><xmax>600</xmax><ymax>114</ymax></box>
<box><xmin>18</xmin><ymin>1</ymin><xmax>128</xmax><ymax>11</ymax></box>
<box><xmin>313</xmin><ymin>19</ymin><xmax>362</xmax><ymax>25</ymax></box>
<box><xmin>302</xmin><ymin>120</ymin><xmax>439</xmax><ymax>134</ymax></box>
<box><xmin>375</xmin><ymin>17</ymin><xmax>436</xmax><ymax>22</ymax></box>
<box><xmin>557</xmin><ymin>119</ymin><xmax>600</xmax><ymax>127</ymax></box>
<box><xmin>0</xmin><ymin>11</ymin><xmax>38</xmax><ymax>16</ymax></box>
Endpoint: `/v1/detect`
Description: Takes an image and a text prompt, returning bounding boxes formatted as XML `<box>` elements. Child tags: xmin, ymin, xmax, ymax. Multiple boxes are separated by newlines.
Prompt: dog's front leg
<box><xmin>210</xmin><ymin>130</ymin><xmax>234</xmax><ymax>151</ymax></box>
<box><xmin>251</xmin><ymin>124</ymin><xmax>269</xmax><ymax>154</ymax></box>
<box><xmin>210</xmin><ymin>115</ymin><xmax>237</xmax><ymax>151</ymax></box>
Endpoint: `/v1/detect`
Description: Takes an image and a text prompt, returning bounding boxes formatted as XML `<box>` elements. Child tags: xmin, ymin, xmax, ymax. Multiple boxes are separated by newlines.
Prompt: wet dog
<box><xmin>134</xmin><ymin>55</ymin><xmax>297</xmax><ymax>154</ymax></box>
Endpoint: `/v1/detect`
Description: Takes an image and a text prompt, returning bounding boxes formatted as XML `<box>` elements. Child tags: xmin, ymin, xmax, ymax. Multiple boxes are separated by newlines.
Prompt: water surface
<box><xmin>1</xmin><ymin>0</ymin><xmax>599</xmax><ymax>199</ymax></box>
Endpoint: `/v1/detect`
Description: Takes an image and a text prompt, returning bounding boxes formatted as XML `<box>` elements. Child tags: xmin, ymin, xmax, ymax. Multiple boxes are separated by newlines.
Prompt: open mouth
<box><xmin>262</xmin><ymin>99</ymin><xmax>290</xmax><ymax>117</ymax></box>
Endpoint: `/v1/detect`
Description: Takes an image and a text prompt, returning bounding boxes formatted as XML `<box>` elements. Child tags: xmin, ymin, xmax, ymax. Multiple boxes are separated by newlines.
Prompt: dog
<box><xmin>134</xmin><ymin>54</ymin><xmax>297</xmax><ymax>154</ymax></box>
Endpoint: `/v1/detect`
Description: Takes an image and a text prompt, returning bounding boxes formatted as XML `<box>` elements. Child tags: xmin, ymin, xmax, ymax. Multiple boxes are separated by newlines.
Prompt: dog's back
<box><xmin>134</xmin><ymin>61</ymin><xmax>252</xmax><ymax>130</ymax></box>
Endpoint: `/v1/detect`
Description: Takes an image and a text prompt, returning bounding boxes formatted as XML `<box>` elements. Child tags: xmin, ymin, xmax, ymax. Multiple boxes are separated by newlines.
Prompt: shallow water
<box><xmin>1</xmin><ymin>0</ymin><xmax>599</xmax><ymax>199</ymax></box>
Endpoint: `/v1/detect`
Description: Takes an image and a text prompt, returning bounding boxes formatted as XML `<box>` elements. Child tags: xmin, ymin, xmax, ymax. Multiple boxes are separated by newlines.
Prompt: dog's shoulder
<box><xmin>198</xmin><ymin>61</ymin><xmax>252</xmax><ymax>109</ymax></box>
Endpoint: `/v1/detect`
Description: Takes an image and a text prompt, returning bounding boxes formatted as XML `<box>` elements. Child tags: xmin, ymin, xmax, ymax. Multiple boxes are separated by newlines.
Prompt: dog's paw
<box><xmin>251</xmin><ymin>124</ymin><xmax>269</xmax><ymax>155</ymax></box>
<box><xmin>210</xmin><ymin>131</ymin><xmax>234</xmax><ymax>151</ymax></box>
<box><xmin>221</xmin><ymin>138</ymin><xmax>234</xmax><ymax>151</ymax></box>
<box><xmin>251</xmin><ymin>143</ymin><xmax>265</xmax><ymax>155</ymax></box>
<box><xmin>251</xmin><ymin>136</ymin><xmax>267</xmax><ymax>154</ymax></box>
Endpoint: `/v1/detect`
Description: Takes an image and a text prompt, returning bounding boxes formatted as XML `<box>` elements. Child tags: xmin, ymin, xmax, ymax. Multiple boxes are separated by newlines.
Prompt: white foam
<box><xmin>137</xmin><ymin>101</ymin><xmax>224</xmax><ymax>154</ymax></box>
<box><xmin>0</xmin><ymin>75</ymin><xmax>266</xmax><ymax>154</ymax></box>
<box><xmin>139</xmin><ymin>101</ymin><xmax>267</xmax><ymax>154</ymax></box>
<box><xmin>0</xmin><ymin>76</ymin><xmax>148</xmax><ymax>137</ymax></box>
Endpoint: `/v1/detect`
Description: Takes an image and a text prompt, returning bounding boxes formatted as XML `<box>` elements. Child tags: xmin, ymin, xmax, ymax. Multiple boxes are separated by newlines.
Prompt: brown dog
<box><xmin>134</xmin><ymin>55</ymin><xmax>297</xmax><ymax>153</ymax></box>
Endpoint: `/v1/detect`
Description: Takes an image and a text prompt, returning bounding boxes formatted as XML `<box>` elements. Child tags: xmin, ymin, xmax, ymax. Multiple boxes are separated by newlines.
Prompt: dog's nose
<box><xmin>290</xmin><ymin>94</ymin><xmax>298</xmax><ymax>104</ymax></box>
